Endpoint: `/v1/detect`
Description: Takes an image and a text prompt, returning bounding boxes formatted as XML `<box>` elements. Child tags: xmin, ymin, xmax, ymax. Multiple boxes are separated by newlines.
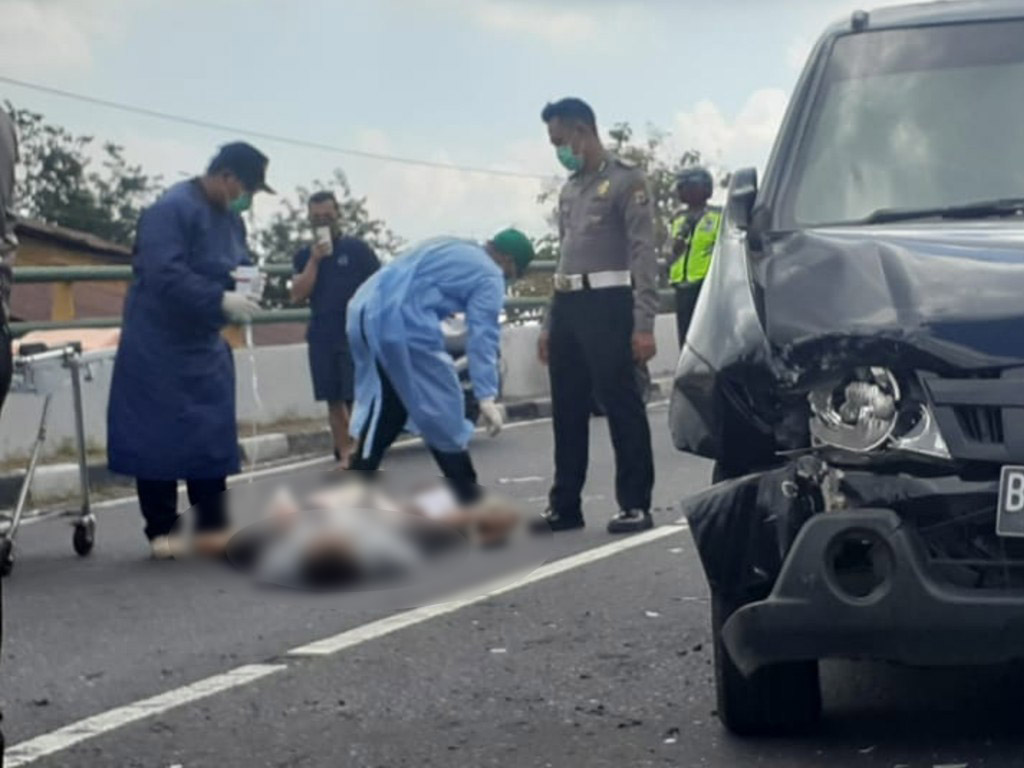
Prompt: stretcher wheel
<box><xmin>0</xmin><ymin>539</ymin><xmax>13</xmax><ymax>577</ymax></box>
<box><xmin>73</xmin><ymin>520</ymin><xmax>95</xmax><ymax>557</ymax></box>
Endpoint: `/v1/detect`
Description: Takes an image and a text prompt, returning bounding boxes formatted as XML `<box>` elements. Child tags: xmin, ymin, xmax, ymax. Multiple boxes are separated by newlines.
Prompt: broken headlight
<box><xmin>809</xmin><ymin>368</ymin><xmax>900</xmax><ymax>453</ymax></box>
<box><xmin>808</xmin><ymin>367</ymin><xmax>950</xmax><ymax>458</ymax></box>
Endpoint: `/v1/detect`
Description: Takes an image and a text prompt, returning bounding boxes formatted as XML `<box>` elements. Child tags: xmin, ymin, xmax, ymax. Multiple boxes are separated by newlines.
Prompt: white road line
<box><xmin>287</xmin><ymin>523</ymin><xmax>686</xmax><ymax>656</ymax></box>
<box><xmin>6</xmin><ymin>522</ymin><xmax>687</xmax><ymax>765</ymax></box>
<box><xmin>4</xmin><ymin>664</ymin><xmax>286</xmax><ymax>768</ymax></box>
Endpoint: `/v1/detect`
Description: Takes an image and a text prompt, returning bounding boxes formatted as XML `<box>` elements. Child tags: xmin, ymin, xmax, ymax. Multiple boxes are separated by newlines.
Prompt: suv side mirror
<box><xmin>727</xmin><ymin>167</ymin><xmax>758</xmax><ymax>230</ymax></box>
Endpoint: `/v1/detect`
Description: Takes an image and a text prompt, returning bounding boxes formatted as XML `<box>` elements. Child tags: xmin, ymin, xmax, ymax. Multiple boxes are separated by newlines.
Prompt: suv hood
<box><xmin>762</xmin><ymin>222</ymin><xmax>1024</xmax><ymax>373</ymax></box>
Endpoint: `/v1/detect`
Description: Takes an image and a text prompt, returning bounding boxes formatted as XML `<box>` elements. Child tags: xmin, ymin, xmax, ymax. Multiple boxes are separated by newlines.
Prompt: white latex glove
<box><xmin>222</xmin><ymin>291</ymin><xmax>261</xmax><ymax>323</ymax></box>
<box><xmin>478</xmin><ymin>398</ymin><xmax>503</xmax><ymax>437</ymax></box>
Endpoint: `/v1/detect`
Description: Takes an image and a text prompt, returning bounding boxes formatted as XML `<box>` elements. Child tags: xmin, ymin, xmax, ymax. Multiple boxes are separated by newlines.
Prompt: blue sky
<box><xmin>0</xmin><ymin>0</ymin><xmax>895</xmax><ymax>243</ymax></box>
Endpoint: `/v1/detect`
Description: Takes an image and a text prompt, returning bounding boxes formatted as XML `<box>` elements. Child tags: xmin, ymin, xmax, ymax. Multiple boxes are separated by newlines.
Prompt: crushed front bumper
<box><xmin>723</xmin><ymin>507</ymin><xmax>1024</xmax><ymax>675</ymax></box>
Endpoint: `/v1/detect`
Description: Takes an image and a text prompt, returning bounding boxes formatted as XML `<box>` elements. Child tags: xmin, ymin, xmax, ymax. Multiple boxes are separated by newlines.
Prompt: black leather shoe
<box><xmin>530</xmin><ymin>508</ymin><xmax>585</xmax><ymax>534</ymax></box>
<box><xmin>607</xmin><ymin>509</ymin><xmax>653</xmax><ymax>534</ymax></box>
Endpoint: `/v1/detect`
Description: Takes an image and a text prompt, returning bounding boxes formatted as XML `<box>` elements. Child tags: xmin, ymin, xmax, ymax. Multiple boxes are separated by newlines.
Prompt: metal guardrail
<box><xmin>11</xmin><ymin>261</ymin><xmax>559</xmax><ymax>284</ymax></box>
<box><xmin>9</xmin><ymin>260</ymin><xmax>673</xmax><ymax>335</ymax></box>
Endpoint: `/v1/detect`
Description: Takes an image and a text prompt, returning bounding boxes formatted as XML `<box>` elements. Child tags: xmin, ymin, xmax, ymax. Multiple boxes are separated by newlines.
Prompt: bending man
<box><xmin>346</xmin><ymin>230</ymin><xmax>535</xmax><ymax>504</ymax></box>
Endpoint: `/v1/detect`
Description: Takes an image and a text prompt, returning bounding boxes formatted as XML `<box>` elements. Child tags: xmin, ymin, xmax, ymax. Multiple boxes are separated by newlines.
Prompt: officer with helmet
<box><xmin>667</xmin><ymin>166</ymin><xmax>721</xmax><ymax>347</ymax></box>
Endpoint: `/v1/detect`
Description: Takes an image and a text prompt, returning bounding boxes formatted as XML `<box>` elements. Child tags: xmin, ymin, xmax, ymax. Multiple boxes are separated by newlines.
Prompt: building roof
<box><xmin>10</xmin><ymin>218</ymin><xmax>307</xmax><ymax>345</ymax></box>
<box><xmin>15</xmin><ymin>218</ymin><xmax>132</xmax><ymax>259</ymax></box>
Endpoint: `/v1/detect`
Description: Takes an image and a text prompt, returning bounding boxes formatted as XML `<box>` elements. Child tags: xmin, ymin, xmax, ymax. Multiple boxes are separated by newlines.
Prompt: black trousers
<box><xmin>673</xmin><ymin>281</ymin><xmax>704</xmax><ymax>348</ymax></box>
<box><xmin>349</xmin><ymin>361</ymin><xmax>481</xmax><ymax>505</ymax></box>
<box><xmin>136</xmin><ymin>477</ymin><xmax>228</xmax><ymax>540</ymax></box>
<box><xmin>0</xmin><ymin>323</ymin><xmax>10</xmax><ymax>416</ymax></box>
<box><xmin>548</xmin><ymin>287</ymin><xmax>654</xmax><ymax>515</ymax></box>
<box><xmin>0</xmin><ymin>315</ymin><xmax>8</xmax><ymax>762</ymax></box>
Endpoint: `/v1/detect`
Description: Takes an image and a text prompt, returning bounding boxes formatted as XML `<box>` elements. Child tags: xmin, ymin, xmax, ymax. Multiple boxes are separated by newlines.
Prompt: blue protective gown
<box><xmin>107</xmin><ymin>180</ymin><xmax>250</xmax><ymax>480</ymax></box>
<box><xmin>347</xmin><ymin>237</ymin><xmax>505</xmax><ymax>456</ymax></box>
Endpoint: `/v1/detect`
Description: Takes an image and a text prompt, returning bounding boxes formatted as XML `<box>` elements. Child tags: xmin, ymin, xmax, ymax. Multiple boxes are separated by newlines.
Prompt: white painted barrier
<box><xmin>0</xmin><ymin>316</ymin><xmax>682</xmax><ymax>464</ymax></box>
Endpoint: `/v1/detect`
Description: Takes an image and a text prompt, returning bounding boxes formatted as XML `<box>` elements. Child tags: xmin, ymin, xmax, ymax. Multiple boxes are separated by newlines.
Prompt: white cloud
<box><xmin>110</xmin><ymin>131</ymin><xmax>210</xmax><ymax>186</ymax></box>
<box><xmin>466</xmin><ymin>0</ymin><xmax>600</xmax><ymax>46</ymax></box>
<box><xmin>347</xmin><ymin>129</ymin><xmax>555</xmax><ymax>244</ymax></box>
<box><xmin>670</xmin><ymin>88</ymin><xmax>790</xmax><ymax>174</ymax></box>
<box><xmin>70</xmin><ymin>123</ymin><xmax>553</xmax><ymax>246</ymax></box>
<box><xmin>0</xmin><ymin>0</ymin><xmax>94</xmax><ymax>75</ymax></box>
<box><xmin>334</xmin><ymin>87</ymin><xmax>791</xmax><ymax>243</ymax></box>
<box><xmin>415</xmin><ymin>0</ymin><xmax>649</xmax><ymax>51</ymax></box>
<box><xmin>0</xmin><ymin>0</ymin><xmax>135</xmax><ymax>78</ymax></box>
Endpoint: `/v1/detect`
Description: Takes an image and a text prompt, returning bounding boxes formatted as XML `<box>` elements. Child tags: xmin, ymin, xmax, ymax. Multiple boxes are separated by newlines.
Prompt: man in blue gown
<box><xmin>347</xmin><ymin>230</ymin><xmax>535</xmax><ymax>504</ymax></box>
<box><xmin>108</xmin><ymin>142</ymin><xmax>273</xmax><ymax>559</ymax></box>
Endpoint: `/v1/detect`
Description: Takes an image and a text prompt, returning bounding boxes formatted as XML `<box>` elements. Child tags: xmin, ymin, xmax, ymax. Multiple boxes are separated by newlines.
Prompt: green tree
<box><xmin>251</xmin><ymin>169</ymin><xmax>403</xmax><ymax>308</ymax></box>
<box><xmin>5</xmin><ymin>102</ymin><xmax>163</xmax><ymax>245</ymax></box>
<box><xmin>607</xmin><ymin>122</ymin><xmax>711</xmax><ymax>254</ymax></box>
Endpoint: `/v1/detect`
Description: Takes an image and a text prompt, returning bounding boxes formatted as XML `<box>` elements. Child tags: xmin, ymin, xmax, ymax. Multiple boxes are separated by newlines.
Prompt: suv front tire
<box><xmin>712</xmin><ymin>594</ymin><xmax>822</xmax><ymax>736</ymax></box>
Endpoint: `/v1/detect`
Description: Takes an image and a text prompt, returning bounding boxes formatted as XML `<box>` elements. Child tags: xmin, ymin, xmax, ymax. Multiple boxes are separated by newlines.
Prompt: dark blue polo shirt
<box><xmin>293</xmin><ymin>236</ymin><xmax>380</xmax><ymax>347</ymax></box>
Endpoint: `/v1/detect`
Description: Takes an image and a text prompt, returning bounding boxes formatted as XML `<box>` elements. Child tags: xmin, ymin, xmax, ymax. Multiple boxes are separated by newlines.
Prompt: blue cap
<box><xmin>208</xmin><ymin>142</ymin><xmax>275</xmax><ymax>194</ymax></box>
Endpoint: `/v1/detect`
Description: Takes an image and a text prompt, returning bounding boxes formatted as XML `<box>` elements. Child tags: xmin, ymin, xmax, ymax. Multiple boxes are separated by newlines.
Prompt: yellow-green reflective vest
<box><xmin>668</xmin><ymin>207</ymin><xmax>722</xmax><ymax>285</ymax></box>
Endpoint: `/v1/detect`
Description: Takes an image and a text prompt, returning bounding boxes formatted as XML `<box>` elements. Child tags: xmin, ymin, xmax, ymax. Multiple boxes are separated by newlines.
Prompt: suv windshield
<box><xmin>782</xmin><ymin>19</ymin><xmax>1024</xmax><ymax>228</ymax></box>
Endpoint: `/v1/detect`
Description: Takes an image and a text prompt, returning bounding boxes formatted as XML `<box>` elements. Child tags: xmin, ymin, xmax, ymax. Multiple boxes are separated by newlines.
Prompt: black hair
<box><xmin>541</xmin><ymin>98</ymin><xmax>597</xmax><ymax>133</ymax></box>
<box><xmin>308</xmin><ymin>190</ymin><xmax>340</xmax><ymax>209</ymax></box>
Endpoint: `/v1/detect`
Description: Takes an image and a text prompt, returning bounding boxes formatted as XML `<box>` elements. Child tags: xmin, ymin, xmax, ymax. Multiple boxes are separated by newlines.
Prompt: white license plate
<box><xmin>996</xmin><ymin>466</ymin><xmax>1024</xmax><ymax>538</ymax></box>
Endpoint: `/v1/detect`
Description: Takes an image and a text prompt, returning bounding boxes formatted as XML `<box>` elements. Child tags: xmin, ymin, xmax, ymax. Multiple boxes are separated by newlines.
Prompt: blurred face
<box><xmin>677</xmin><ymin>182</ymin><xmax>710</xmax><ymax>208</ymax></box>
<box><xmin>547</xmin><ymin>118</ymin><xmax>587</xmax><ymax>172</ymax></box>
<box><xmin>308</xmin><ymin>199</ymin><xmax>341</xmax><ymax>233</ymax></box>
<box><xmin>213</xmin><ymin>172</ymin><xmax>252</xmax><ymax>211</ymax></box>
<box><xmin>218</xmin><ymin>171</ymin><xmax>251</xmax><ymax>214</ymax></box>
<box><xmin>494</xmin><ymin>252</ymin><xmax>516</xmax><ymax>280</ymax></box>
<box><xmin>486</xmin><ymin>246</ymin><xmax>517</xmax><ymax>281</ymax></box>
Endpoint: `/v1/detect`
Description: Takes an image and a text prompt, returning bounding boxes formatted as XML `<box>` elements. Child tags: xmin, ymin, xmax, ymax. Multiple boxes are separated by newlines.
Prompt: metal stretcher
<box><xmin>1</xmin><ymin>335</ymin><xmax>117</xmax><ymax>576</ymax></box>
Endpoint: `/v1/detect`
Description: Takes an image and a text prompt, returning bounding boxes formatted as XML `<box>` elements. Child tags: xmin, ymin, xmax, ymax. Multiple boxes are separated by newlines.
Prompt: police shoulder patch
<box><xmin>632</xmin><ymin>186</ymin><xmax>650</xmax><ymax>207</ymax></box>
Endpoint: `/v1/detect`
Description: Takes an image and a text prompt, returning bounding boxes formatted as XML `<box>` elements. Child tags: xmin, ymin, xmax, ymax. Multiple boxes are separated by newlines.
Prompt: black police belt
<box><xmin>553</xmin><ymin>270</ymin><xmax>632</xmax><ymax>293</ymax></box>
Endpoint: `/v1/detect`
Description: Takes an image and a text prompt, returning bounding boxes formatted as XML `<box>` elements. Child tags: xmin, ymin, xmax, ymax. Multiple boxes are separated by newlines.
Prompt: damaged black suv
<box><xmin>671</xmin><ymin>1</ymin><xmax>1024</xmax><ymax>736</ymax></box>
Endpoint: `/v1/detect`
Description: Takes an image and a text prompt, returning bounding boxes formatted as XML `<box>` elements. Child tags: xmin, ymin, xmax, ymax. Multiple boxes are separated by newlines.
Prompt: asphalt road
<box><xmin>4</xmin><ymin>405</ymin><xmax>1024</xmax><ymax>767</ymax></box>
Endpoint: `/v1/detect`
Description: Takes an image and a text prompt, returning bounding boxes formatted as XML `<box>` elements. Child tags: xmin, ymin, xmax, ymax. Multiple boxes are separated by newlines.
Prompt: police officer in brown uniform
<box><xmin>536</xmin><ymin>98</ymin><xmax>658</xmax><ymax>534</ymax></box>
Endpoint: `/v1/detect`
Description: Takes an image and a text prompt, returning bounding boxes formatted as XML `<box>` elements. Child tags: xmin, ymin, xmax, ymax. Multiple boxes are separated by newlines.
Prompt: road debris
<box><xmin>489</xmin><ymin>647</ymin><xmax>508</xmax><ymax>654</ymax></box>
<box><xmin>645</xmin><ymin>610</ymin><xmax>661</xmax><ymax>618</ymax></box>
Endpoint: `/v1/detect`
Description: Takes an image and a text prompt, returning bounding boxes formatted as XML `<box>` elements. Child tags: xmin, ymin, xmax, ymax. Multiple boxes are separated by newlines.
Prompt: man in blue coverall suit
<box><xmin>347</xmin><ymin>229</ymin><xmax>535</xmax><ymax>505</ymax></box>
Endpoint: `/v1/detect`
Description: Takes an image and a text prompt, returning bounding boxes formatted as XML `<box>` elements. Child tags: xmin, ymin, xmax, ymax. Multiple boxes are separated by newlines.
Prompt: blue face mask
<box><xmin>556</xmin><ymin>144</ymin><xmax>583</xmax><ymax>173</ymax></box>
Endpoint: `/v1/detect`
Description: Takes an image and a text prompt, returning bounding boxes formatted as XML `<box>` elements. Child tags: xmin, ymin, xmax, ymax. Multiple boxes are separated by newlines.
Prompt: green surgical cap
<box><xmin>491</xmin><ymin>228</ymin><xmax>535</xmax><ymax>277</ymax></box>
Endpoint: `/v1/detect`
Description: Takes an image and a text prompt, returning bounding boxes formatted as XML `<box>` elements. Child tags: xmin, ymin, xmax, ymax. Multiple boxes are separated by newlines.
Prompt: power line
<box><xmin>0</xmin><ymin>75</ymin><xmax>555</xmax><ymax>182</ymax></box>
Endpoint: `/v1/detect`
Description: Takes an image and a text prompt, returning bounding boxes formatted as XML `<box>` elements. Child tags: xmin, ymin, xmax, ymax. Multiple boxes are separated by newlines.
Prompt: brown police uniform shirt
<box><xmin>549</xmin><ymin>152</ymin><xmax>659</xmax><ymax>333</ymax></box>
